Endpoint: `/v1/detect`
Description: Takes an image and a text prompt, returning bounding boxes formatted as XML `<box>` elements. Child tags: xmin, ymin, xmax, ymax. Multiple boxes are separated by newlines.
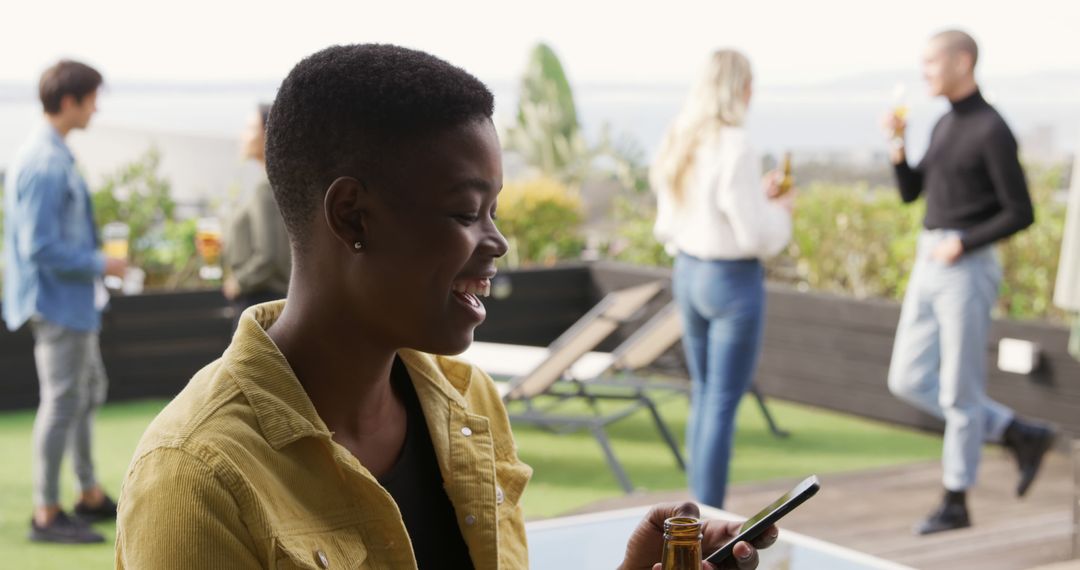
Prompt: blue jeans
<box><xmin>673</xmin><ymin>254</ymin><xmax>765</xmax><ymax>508</ymax></box>
<box><xmin>888</xmin><ymin>230</ymin><xmax>1013</xmax><ymax>491</ymax></box>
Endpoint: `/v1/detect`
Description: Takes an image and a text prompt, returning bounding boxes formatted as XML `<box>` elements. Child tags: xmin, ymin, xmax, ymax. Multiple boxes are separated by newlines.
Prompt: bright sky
<box><xmin>3</xmin><ymin>0</ymin><xmax>1079</xmax><ymax>86</ymax></box>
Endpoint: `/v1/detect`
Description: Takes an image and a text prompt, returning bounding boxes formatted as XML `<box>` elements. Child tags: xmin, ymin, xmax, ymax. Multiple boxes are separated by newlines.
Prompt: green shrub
<box><xmin>598</xmin><ymin>134</ymin><xmax>672</xmax><ymax>267</ymax></box>
<box><xmin>608</xmin><ymin>194</ymin><xmax>671</xmax><ymax>267</ymax></box>
<box><xmin>505</xmin><ymin>43</ymin><xmax>592</xmax><ymax>185</ymax></box>
<box><xmin>140</xmin><ymin>217</ymin><xmax>201</xmax><ymax>289</ymax></box>
<box><xmin>606</xmin><ymin>164</ymin><xmax>1069</xmax><ymax>323</ymax></box>
<box><xmin>92</xmin><ymin>148</ymin><xmax>203</xmax><ymax>289</ymax></box>
<box><xmin>768</xmin><ymin>183</ymin><xmax>924</xmax><ymax>301</ymax></box>
<box><xmin>766</xmin><ymin>167</ymin><xmax>1068</xmax><ymax>322</ymax></box>
<box><xmin>497</xmin><ymin>178</ymin><xmax>585</xmax><ymax>267</ymax></box>
<box><xmin>996</xmin><ymin>164</ymin><xmax>1069</xmax><ymax>320</ymax></box>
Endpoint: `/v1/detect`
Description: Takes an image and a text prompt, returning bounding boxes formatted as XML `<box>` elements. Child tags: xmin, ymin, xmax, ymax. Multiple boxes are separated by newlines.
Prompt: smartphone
<box><xmin>704</xmin><ymin>475</ymin><xmax>820</xmax><ymax>564</ymax></box>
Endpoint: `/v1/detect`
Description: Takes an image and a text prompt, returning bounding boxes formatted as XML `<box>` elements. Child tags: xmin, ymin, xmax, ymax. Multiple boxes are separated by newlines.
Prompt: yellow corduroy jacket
<box><xmin>115</xmin><ymin>302</ymin><xmax>532</xmax><ymax>569</ymax></box>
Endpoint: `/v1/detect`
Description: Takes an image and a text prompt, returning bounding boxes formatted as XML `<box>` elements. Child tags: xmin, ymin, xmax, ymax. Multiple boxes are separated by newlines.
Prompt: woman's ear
<box><xmin>323</xmin><ymin>177</ymin><xmax>368</xmax><ymax>252</ymax></box>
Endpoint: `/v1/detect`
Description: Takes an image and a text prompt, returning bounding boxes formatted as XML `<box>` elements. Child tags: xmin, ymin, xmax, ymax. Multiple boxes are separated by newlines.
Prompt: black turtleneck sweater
<box><xmin>894</xmin><ymin>89</ymin><xmax>1034</xmax><ymax>252</ymax></box>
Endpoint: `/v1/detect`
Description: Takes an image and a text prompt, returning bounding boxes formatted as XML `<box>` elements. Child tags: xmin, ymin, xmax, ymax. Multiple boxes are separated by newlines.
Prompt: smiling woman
<box><xmin>112</xmin><ymin>44</ymin><xmax>774</xmax><ymax>570</ymax></box>
<box><xmin>114</xmin><ymin>44</ymin><xmax>522</xmax><ymax>570</ymax></box>
<box><xmin>318</xmin><ymin>118</ymin><xmax>508</xmax><ymax>354</ymax></box>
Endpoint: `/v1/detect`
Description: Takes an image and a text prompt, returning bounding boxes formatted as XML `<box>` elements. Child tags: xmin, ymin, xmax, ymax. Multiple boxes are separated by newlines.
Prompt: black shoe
<box><xmin>74</xmin><ymin>494</ymin><xmax>118</xmax><ymax>523</ymax></box>
<box><xmin>914</xmin><ymin>502</ymin><xmax>971</xmax><ymax>536</ymax></box>
<box><xmin>29</xmin><ymin>511</ymin><xmax>105</xmax><ymax>544</ymax></box>
<box><xmin>1003</xmin><ymin>419</ymin><xmax>1056</xmax><ymax>497</ymax></box>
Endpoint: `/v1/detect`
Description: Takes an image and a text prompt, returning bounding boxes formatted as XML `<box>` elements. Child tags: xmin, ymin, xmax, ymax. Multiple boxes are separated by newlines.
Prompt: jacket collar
<box><xmin>223</xmin><ymin>301</ymin><xmax>472</xmax><ymax>450</ymax></box>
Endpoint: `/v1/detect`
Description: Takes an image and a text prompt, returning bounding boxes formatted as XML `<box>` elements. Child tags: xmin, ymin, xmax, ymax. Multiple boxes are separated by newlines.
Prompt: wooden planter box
<box><xmin>0</xmin><ymin>290</ymin><xmax>233</xmax><ymax>411</ymax></box>
<box><xmin>483</xmin><ymin>262</ymin><xmax>1080</xmax><ymax>437</ymax></box>
<box><xmin>2</xmin><ymin>262</ymin><xmax>1077</xmax><ymax>438</ymax></box>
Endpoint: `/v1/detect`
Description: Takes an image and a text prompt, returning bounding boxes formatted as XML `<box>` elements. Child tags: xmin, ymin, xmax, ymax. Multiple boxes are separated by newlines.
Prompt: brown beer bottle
<box><xmin>777</xmin><ymin>152</ymin><xmax>794</xmax><ymax>196</ymax></box>
<box><xmin>661</xmin><ymin>517</ymin><xmax>703</xmax><ymax>570</ymax></box>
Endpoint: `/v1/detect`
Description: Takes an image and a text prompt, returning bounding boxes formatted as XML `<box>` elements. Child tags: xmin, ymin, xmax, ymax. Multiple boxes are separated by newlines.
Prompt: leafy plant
<box><xmin>586</xmin><ymin>131</ymin><xmax>670</xmax><ymax>266</ymax></box>
<box><xmin>504</xmin><ymin>43</ymin><xmax>593</xmax><ymax>185</ymax></box>
<box><xmin>602</xmin><ymin>153</ymin><xmax>1069</xmax><ymax>323</ymax></box>
<box><xmin>769</xmin><ymin>183</ymin><xmax>924</xmax><ymax>301</ymax></box>
<box><xmin>91</xmin><ymin>148</ymin><xmax>203</xmax><ymax>289</ymax></box>
<box><xmin>606</xmin><ymin>193</ymin><xmax>671</xmax><ymax>267</ymax></box>
<box><xmin>996</xmin><ymin>164</ymin><xmax>1069</xmax><ymax>320</ymax></box>
<box><xmin>779</xmin><ymin>174</ymin><xmax>1068</xmax><ymax>322</ymax></box>
<box><xmin>92</xmin><ymin>147</ymin><xmax>175</xmax><ymax>267</ymax></box>
<box><xmin>496</xmin><ymin>177</ymin><xmax>585</xmax><ymax>267</ymax></box>
<box><xmin>501</xmin><ymin>41</ymin><xmax>662</xmax><ymax>266</ymax></box>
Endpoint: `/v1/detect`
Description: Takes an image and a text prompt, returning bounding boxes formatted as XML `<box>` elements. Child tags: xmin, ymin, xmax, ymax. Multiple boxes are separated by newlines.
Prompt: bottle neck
<box><xmin>664</xmin><ymin>516</ymin><xmax>703</xmax><ymax>539</ymax></box>
<box><xmin>662</xmin><ymin>517</ymin><xmax>703</xmax><ymax>570</ymax></box>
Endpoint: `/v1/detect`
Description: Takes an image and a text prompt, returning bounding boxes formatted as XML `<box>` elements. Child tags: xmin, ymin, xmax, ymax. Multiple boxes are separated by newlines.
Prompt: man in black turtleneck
<box><xmin>884</xmin><ymin>29</ymin><xmax>1056</xmax><ymax>536</ymax></box>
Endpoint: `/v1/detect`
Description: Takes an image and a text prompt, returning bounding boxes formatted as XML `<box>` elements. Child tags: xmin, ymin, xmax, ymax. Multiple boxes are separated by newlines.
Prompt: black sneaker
<box><xmin>74</xmin><ymin>494</ymin><xmax>118</xmax><ymax>523</ymax></box>
<box><xmin>29</xmin><ymin>511</ymin><xmax>105</xmax><ymax>544</ymax></box>
<box><xmin>1003</xmin><ymin>419</ymin><xmax>1056</xmax><ymax>497</ymax></box>
<box><xmin>914</xmin><ymin>502</ymin><xmax>971</xmax><ymax>536</ymax></box>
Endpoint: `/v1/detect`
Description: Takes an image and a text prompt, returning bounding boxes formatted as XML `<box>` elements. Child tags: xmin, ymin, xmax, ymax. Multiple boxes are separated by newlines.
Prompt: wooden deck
<box><xmin>574</xmin><ymin>449</ymin><xmax>1078</xmax><ymax>569</ymax></box>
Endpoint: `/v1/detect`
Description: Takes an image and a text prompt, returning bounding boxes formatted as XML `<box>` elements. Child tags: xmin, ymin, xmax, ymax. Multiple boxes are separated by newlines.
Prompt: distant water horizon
<box><xmin>2</xmin><ymin>76</ymin><xmax>1077</xmax><ymax>203</ymax></box>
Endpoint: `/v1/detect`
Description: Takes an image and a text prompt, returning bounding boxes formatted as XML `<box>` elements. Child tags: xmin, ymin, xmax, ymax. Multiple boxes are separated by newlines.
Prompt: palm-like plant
<box><xmin>505</xmin><ymin>43</ymin><xmax>592</xmax><ymax>185</ymax></box>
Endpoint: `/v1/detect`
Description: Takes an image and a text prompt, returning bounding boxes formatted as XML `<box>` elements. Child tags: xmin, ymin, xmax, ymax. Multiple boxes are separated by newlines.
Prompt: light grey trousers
<box><xmin>887</xmin><ymin>230</ymin><xmax>1014</xmax><ymax>491</ymax></box>
<box><xmin>30</xmin><ymin>319</ymin><xmax>108</xmax><ymax>507</ymax></box>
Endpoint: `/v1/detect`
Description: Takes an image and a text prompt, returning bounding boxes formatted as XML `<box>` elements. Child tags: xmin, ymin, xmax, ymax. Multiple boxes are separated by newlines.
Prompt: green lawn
<box><xmin>0</xmin><ymin>393</ymin><xmax>942</xmax><ymax>568</ymax></box>
<box><xmin>512</xmin><ymin>391</ymin><xmax>942</xmax><ymax>517</ymax></box>
<box><xmin>0</xmin><ymin>400</ymin><xmax>163</xmax><ymax>569</ymax></box>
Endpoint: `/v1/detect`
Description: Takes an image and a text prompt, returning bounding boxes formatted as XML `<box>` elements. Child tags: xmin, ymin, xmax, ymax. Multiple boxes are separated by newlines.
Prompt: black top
<box><xmin>378</xmin><ymin>358</ymin><xmax>474</xmax><ymax>570</ymax></box>
<box><xmin>894</xmin><ymin>89</ymin><xmax>1034</xmax><ymax>251</ymax></box>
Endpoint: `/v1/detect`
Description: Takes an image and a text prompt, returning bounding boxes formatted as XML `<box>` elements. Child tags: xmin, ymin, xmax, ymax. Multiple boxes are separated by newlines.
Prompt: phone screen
<box><xmin>705</xmin><ymin>475</ymin><xmax>819</xmax><ymax>563</ymax></box>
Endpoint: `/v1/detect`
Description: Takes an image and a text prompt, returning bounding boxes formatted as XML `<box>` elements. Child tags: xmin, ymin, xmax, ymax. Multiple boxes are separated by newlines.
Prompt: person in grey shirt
<box><xmin>223</xmin><ymin>104</ymin><xmax>291</xmax><ymax>326</ymax></box>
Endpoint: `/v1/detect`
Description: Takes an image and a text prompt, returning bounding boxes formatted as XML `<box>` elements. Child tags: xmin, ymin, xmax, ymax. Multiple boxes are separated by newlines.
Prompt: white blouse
<box><xmin>654</xmin><ymin>127</ymin><xmax>792</xmax><ymax>261</ymax></box>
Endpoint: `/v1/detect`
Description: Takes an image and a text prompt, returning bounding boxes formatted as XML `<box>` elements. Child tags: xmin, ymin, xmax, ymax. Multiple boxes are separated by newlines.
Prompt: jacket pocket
<box><xmin>495</xmin><ymin>459</ymin><xmax>532</xmax><ymax>529</ymax></box>
<box><xmin>495</xmin><ymin>460</ymin><xmax>531</xmax><ymax>511</ymax></box>
<box><xmin>495</xmin><ymin>460</ymin><xmax>532</xmax><ymax>567</ymax></box>
<box><xmin>272</xmin><ymin>528</ymin><xmax>369</xmax><ymax>570</ymax></box>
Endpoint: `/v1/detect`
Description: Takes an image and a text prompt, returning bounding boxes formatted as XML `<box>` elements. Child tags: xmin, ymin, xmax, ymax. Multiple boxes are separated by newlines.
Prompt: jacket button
<box><xmin>496</xmin><ymin>485</ymin><xmax>505</xmax><ymax>504</ymax></box>
<box><xmin>465</xmin><ymin>514</ymin><xmax>477</xmax><ymax>526</ymax></box>
<box><xmin>314</xmin><ymin>549</ymin><xmax>329</xmax><ymax>568</ymax></box>
<box><xmin>461</xmin><ymin>426</ymin><xmax>473</xmax><ymax>437</ymax></box>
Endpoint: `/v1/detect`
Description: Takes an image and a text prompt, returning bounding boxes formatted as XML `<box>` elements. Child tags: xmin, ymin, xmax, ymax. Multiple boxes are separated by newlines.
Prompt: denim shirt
<box><xmin>2</xmin><ymin>124</ymin><xmax>105</xmax><ymax>332</ymax></box>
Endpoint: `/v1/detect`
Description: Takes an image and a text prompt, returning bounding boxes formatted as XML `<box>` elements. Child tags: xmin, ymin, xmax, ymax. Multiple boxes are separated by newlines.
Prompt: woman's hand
<box><xmin>763</xmin><ymin>171</ymin><xmax>796</xmax><ymax>214</ymax></box>
<box><xmin>762</xmin><ymin>171</ymin><xmax>782</xmax><ymax>199</ymax></box>
<box><xmin>618</xmin><ymin>502</ymin><xmax>779</xmax><ymax>570</ymax></box>
<box><xmin>223</xmin><ymin>276</ymin><xmax>241</xmax><ymax>301</ymax></box>
<box><xmin>770</xmin><ymin>190</ymin><xmax>796</xmax><ymax>214</ymax></box>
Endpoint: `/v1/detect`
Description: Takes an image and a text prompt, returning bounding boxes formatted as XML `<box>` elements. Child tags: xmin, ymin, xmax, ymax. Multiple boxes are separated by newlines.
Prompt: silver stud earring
<box><xmin>353</xmin><ymin>241</ymin><xmax>363</xmax><ymax>250</ymax></box>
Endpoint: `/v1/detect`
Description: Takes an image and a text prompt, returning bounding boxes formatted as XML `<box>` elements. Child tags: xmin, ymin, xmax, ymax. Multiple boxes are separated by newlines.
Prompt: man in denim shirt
<box><xmin>3</xmin><ymin>60</ymin><xmax>126</xmax><ymax>543</ymax></box>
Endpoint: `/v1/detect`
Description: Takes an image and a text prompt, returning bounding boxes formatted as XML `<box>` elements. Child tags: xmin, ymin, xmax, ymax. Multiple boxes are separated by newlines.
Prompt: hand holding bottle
<box><xmin>764</xmin><ymin>154</ymin><xmax>796</xmax><ymax>214</ymax></box>
<box><xmin>617</xmin><ymin>501</ymin><xmax>778</xmax><ymax>570</ymax></box>
<box><xmin>884</xmin><ymin>83</ymin><xmax>909</xmax><ymax>164</ymax></box>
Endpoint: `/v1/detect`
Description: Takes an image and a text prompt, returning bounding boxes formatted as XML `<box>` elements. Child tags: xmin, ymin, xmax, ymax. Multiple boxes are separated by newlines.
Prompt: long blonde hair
<box><xmin>651</xmin><ymin>49</ymin><xmax>753</xmax><ymax>204</ymax></box>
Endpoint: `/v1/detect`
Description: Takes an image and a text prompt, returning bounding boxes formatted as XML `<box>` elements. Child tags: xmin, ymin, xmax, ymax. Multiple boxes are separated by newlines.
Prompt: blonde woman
<box><xmin>653</xmin><ymin>49</ymin><xmax>793</xmax><ymax>508</ymax></box>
